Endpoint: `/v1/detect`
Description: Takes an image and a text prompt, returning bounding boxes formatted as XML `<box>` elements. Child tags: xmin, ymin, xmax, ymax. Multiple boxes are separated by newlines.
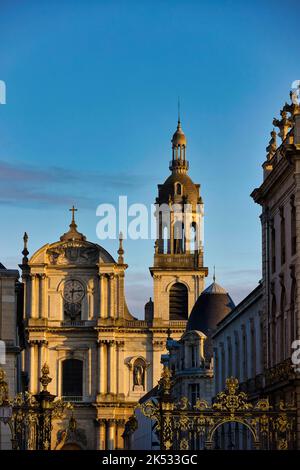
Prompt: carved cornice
<box><xmin>251</xmin><ymin>156</ymin><xmax>291</xmax><ymax>205</ymax></box>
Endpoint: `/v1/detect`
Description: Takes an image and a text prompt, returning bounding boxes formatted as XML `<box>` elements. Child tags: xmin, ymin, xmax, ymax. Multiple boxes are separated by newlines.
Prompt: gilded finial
<box><xmin>118</xmin><ymin>232</ymin><xmax>124</xmax><ymax>263</ymax></box>
<box><xmin>39</xmin><ymin>363</ymin><xmax>52</xmax><ymax>392</ymax></box>
<box><xmin>178</xmin><ymin>96</ymin><xmax>181</xmax><ymax>124</ymax></box>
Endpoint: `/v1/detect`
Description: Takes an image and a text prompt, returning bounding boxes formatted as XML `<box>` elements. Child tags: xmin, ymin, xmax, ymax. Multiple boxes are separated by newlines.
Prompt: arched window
<box><xmin>62</xmin><ymin>359</ymin><xmax>83</xmax><ymax>401</ymax></box>
<box><xmin>175</xmin><ymin>183</ymin><xmax>182</xmax><ymax>195</ymax></box>
<box><xmin>169</xmin><ymin>282</ymin><xmax>188</xmax><ymax>320</ymax></box>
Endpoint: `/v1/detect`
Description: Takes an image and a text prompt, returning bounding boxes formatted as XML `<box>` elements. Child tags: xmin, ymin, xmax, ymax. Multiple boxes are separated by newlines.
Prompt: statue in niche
<box><xmin>133</xmin><ymin>363</ymin><xmax>144</xmax><ymax>388</ymax></box>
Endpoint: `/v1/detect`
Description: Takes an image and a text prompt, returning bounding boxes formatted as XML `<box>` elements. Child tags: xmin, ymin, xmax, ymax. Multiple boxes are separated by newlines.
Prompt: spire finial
<box><xmin>213</xmin><ymin>265</ymin><xmax>216</xmax><ymax>283</ymax></box>
<box><xmin>60</xmin><ymin>206</ymin><xmax>86</xmax><ymax>242</ymax></box>
<box><xmin>118</xmin><ymin>231</ymin><xmax>124</xmax><ymax>263</ymax></box>
<box><xmin>22</xmin><ymin>232</ymin><xmax>29</xmax><ymax>265</ymax></box>
<box><xmin>178</xmin><ymin>96</ymin><xmax>181</xmax><ymax>124</ymax></box>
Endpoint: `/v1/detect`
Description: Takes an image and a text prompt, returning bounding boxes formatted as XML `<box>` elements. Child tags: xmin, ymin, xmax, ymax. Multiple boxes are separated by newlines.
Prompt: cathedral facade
<box><xmin>17</xmin><ymin>119</ymin><xmax>208</xmax><ymax>450</ymax></box>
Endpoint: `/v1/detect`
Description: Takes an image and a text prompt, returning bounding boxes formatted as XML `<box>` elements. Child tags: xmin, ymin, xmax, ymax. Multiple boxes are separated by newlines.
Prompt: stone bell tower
<box><xmin>149</xmin><ymin>118</ymin><xmax>208</xmax><ymax>324</ymax></box>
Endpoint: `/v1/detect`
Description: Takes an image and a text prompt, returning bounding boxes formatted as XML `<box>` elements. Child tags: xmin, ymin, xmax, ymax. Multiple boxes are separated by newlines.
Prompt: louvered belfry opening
<box><xmin>169</xmin><ymin>282</ymin><xmax>188</xmax><ymax>320</ymax></box>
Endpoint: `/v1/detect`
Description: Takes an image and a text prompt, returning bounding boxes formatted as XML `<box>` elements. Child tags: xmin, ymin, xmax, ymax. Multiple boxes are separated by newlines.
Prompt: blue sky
<box><xmin>0</xmin><ymin>0</ymin><xmax>299</xmax><ymax>316</ymax></box>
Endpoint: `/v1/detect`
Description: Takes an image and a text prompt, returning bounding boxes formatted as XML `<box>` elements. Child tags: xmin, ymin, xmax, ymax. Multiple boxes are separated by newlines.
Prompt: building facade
<box><xmin>17</xmin><ymin>118</ymin><xmax>209</xmax><ymax>450</ymax></box>
<box><xmin>210</xmin><ymin>91</ymin><xmax>300</xmax><ymax>449</ymax></box>
<box><xmin>213</xmin><ymin>283</ymin><xmax>263</xmax><ymax>396</ymax></box>
<box><xmin>251</xmin><ymin>92</ymin><xmax>300</xmax><ymax>447</ymax></box>
<box><xmin>0</xmin><ymin>263</ymin><xmax>21</xmax><ymax>449</ymax></box>
<box><xmin>132</xmin><ymin>279</ymin><xmax>235</xmax><ymax>449</ymax></box>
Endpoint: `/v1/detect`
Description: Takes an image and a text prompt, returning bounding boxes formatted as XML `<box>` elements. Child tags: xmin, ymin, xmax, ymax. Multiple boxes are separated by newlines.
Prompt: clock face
<box><xmin>63</xmin><ymin>279</ymin><xmax>85</xmax><ymax>303</ymax></box>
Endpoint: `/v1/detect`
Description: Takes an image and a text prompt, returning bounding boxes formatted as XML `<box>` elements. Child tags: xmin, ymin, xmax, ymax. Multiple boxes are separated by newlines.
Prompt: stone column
<box><xmin>109</xmin><ymin>341</ymin><xmax>116</xmax><ymax>394</ymax></box>
<box><xmin>96</xmin><ymin>419</ymin><xmax>106</xmax><ymax>450</ymax></box>
<box><xmin>87</xmin><ymin>281</ymin><xmax>93</xmax><ymax>320</ymax></box>
<box><xmin>22</xmin><ymin>273</ymin><xmax>31</xmax><ymax>320</ymax></box>
<box><xmin>152</xmin><ymin>340</ymin><xmax>163</xmax><ymax>385</ymax></box>
<box><xmin>170</xmin><ymin>210</ymin><xmax>174</xmax><ymax>254</ymax></box>
<box><xmin>30</xmin><ymin>275</ymin><xmax>37</xmax><ymax>318</ymax></box>
<box><xmin>109</xmin><ymin>274</ymin><xmax>115</xmax><ymax>319</ymax></box>
<box><xmin>115</xmin><ymin>276</ymin><xmax>119</xmax><ymax>320</ymax></box>
<box><xmin>118</xmin><ymin>273</ymin><xmax>125</xmax><ymax>319</ymax></box>
<box><xmin>37</xmin><ymin>341</ymin><xmax>47</xmax><ymax>391</ymax></box>
<box><xmin>185</xmin><ymin>210</ymin><xmax>192</xmax><ymax>254</ymax></box>
<box><xmin>28</xmin><ymin>342</ymin><xmax>36</xmax><ymax>393</ymax></box>
<box><xmin>100</xmin><ymin>275</ymin><xmax>108</xmax><ymax>319</ymax></box>
<box><xmin>100</xmin><ymin>341</ymin><xmax>107</xmax><ymax>395</ymax></box>
<box><xmin>116</xmin><ymin>420</ymin><xmax>125</xmax><ymax>449</ymax></box>
<box><xmin>97</xmin><ymin>340</ymin><xmax>107</xmax><ymax>395</ymax></box>
<box><xmin>99</xmin><ymin>274</ymin><xmax>103</xmax><ymax>318</ymax></box>
<box><xmin>39</xmin><ymin>274</ymin><xmax>47</xmax><ymax>319</ymax></box>
<box><xmin>93</xmin><ymin>277</ymin><xmax>99</xmax><ymax>320</ymax></box>
<box><xmin>107</xmin><ymin>420</ymin><xmax>115</xmax><ymax>450</ymax></box>
<box><xmin>199</xmin><ymin>336</ymin><xmax>204</xmax><ymax>361</ymax></box>
<box><xmin>38</xmin><ymin>342</ymin><xmax>43</xmax><ymax>391</ymax></box>
<box><xmin>35</xmin><ymin>275</ymin><xmax>40</xmax><ymax>318</ymax></box>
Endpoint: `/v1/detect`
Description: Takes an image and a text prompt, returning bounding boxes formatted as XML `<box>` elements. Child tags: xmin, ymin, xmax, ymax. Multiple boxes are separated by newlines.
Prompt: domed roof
<box><xmin>158</xmin><ymin>172</ymin><xmax>199</xmax><ymax>204</ymax></box>
<box><xmin>187</xmin><ymin>281</ymin><xmax>235</xmax><ymax>335</ymax></box>
<box><xmin>29</xmin><ymin>208</ymin><xmax>116</xmax><ymax>266</ymax></box>
<box><xmin>172</xmin><ymin>121</ymin><xmax>186</xmax><ymax>147</ymax></box>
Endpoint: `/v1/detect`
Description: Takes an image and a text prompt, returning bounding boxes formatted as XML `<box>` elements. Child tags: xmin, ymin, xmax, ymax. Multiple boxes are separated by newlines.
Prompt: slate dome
<box><xmin>187</xmin><ymin>281</ymin><xmax>235</xmax><ymax>335</ymax></box>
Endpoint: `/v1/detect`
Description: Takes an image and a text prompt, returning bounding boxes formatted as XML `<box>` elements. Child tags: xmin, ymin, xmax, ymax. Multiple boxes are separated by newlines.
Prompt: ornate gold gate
<box><xmin>139</xmin><ymin>367</ymin><xmax>296</xmax><ymax>450</ymax></box>
<box><xmin>0</xmin><ymin>365</ymin><xmax>72</xmax><ymax>450</ymax></box>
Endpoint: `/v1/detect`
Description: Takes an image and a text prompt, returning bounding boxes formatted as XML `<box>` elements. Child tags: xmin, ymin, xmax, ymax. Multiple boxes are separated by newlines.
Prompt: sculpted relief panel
<box><xmin>47</xmin><ymin>242</ymin><xmax>99</xmax><ymax>266</ymax></box>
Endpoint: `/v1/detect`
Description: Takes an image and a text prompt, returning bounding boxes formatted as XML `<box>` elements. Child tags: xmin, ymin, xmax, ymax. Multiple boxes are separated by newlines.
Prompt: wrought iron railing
<box><xmin>61</xmin><ymin>320</ymin><xmax>87</xmax><ymax>327</ymax></box>
<box><xmin>61</xmin><ymin>396</ymin><xmax>83</xmax><ymax>403</ymax></box>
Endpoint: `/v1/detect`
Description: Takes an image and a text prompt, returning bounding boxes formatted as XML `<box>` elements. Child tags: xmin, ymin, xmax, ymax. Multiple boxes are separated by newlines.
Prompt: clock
<box><xmin>63</xmin><ymin>279</ymin><xmax>85</xmax><ymax>303</ymax></box>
